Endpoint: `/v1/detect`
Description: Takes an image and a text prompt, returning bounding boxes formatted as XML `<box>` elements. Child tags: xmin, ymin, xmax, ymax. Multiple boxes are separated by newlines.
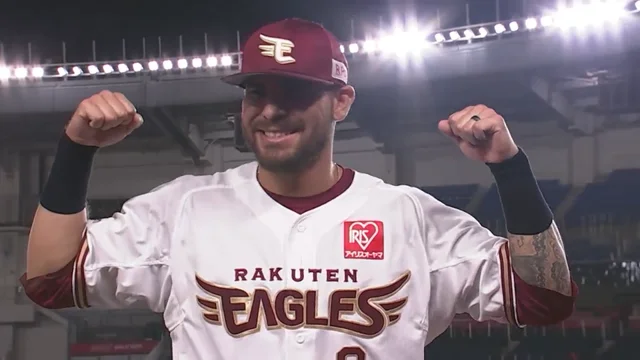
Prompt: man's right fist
<box><xmin>65</xmin><ymin>90</ymin><xmax>144</xmax><ymax>147</ymax></box>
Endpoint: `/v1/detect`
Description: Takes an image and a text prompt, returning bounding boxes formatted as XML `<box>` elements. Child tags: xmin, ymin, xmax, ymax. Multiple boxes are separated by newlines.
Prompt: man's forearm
<box><xmin>487</xmin><ymin>148</ymin><xmax>573</xmax><ymax>297</ymax></box>
<box><xmin>27</xmin><ymin>206</ymin><xmax>87</xmax><ymax>279</ymax></box>
<box><xmin>508</xmin><ymin>222</ymin><xmax>572</xmax><ymax>296</ymax></box>
<box><xmin>26</xmin><ymin>134</ymin><xmax>96</xmax><ymax>279</ymax></box>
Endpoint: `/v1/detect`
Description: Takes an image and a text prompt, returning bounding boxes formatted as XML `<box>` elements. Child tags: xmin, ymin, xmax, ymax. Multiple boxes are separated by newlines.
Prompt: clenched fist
<box><xmin>65</xmin><ymin>90</ymin><xmax>143</xmax><ymax>147</ymax></box>
<box><xmin>438</xmin><ymin>104</ymin><xmax>519</xmax><ymax>164</ymax></box>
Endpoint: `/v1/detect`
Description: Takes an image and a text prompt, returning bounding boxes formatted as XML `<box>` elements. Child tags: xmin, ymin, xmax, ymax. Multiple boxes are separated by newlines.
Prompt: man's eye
<box><xmin>245</xmin><ymin>89</ymin><xmax>263</xmax><ymax>98</ymax></box>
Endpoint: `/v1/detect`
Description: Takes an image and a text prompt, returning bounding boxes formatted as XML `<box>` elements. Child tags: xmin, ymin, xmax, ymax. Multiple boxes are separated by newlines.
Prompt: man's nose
<box><xmin>260</xmin><ymin>103</ymin><xmax>287</xmax><ymax>122</ymax></box>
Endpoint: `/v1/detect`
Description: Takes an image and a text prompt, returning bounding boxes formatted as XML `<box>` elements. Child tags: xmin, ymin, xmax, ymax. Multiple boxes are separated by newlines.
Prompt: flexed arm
<box><xmin>27</xmin><ymin>91</ymin><xmax>142</xmax><ymax>279</ymax></box>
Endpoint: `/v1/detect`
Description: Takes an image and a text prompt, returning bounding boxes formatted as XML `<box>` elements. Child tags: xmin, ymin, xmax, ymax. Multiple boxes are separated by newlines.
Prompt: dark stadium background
<box><xmin>1</xmin><ymin>0</ymin><xmax>639</xmax><ymax>359</ymax></box>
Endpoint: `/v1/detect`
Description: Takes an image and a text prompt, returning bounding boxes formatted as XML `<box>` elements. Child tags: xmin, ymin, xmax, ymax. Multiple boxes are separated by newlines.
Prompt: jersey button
<box><xmin>295</xmin><ymin>333</ymin><xmax>305</xmax><ymax>344</ymax></box>
<box><xmin>296</xmin><ymin>224</ymin><xmax>306</xmax><ymax>232</ymax></box>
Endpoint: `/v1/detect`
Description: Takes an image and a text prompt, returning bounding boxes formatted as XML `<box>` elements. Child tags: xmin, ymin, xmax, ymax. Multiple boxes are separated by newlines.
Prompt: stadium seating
<box><xmin>421</xmin><ymin>168</ymin><xmax>639</xmax><ymax>261</ymax></box>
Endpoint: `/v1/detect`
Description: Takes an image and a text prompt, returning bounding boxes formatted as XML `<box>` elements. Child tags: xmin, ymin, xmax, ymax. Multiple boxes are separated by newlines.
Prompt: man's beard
<box><xmin>243</xmin><ymin>126</ymin><xmax>331</xmax><ymax>174</ymax></box>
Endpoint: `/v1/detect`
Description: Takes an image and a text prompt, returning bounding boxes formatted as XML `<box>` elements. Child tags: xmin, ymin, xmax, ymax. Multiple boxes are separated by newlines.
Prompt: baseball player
<box><xmin>22</xmin><ymin>18</ymin><xmax>577</xmax><ymax>359</ymax></box>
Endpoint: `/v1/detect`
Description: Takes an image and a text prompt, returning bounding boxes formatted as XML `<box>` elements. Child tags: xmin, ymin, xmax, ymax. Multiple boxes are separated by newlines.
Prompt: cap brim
<box><xmin>221</xmin><ymin>70</ymin><xmax>336</xmax><ymax>87</ymax></box>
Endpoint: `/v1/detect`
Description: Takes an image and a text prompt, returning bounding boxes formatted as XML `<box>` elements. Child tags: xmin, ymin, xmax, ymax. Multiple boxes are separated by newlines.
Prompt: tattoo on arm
<box><xmin>508</xmin><ymin>222</ymin><xmax>572</xmax><ymax>296</ymax></box>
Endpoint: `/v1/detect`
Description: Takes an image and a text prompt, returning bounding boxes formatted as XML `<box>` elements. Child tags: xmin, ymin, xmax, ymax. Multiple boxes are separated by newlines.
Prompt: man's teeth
<box><xmin>264</xmin><ymin>131</ymin><xmax>291</xmax><ymax>138</ymax></box>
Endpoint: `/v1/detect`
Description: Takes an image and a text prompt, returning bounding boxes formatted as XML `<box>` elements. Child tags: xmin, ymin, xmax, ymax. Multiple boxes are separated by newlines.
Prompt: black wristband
<box><xmin>40</xmin><ymin>133</ymin><xmax>98</xmax><ymax>214</ymax></box>
<box><xmin>486</xmin><ymin>148</ymin><xmax>553</xmax><ymax>235</ymax></box>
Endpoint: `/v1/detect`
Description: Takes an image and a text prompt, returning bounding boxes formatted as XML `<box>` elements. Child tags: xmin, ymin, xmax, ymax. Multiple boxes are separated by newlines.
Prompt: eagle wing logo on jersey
<box><xmin>344</xmin><ymin>220</ymin><xmax>384</xmax><ymax>260</ymax></box>
<box><xmin>258</xmin><ymin>34</ymin><xmax>296</xmax><ymax>64</ymax></box>
<box><xmin>195</xmin><ymin>271</ymin><xmax>410</xmax><ymax>338</ymax></box>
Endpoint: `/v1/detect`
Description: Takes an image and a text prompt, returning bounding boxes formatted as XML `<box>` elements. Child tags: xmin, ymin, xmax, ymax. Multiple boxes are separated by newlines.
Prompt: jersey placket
<box><xmin>284</xmin><ymin>214</ymin><xmax>317</xmax><ymax>359</ymax></box>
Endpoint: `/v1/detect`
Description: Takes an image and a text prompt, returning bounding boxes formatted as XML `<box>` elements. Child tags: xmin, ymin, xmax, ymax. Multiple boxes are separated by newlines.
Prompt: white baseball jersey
<box><xmin>72</xmin><ymin>162</ymin><xmax>518</xmax><ymax>360</ymax></box>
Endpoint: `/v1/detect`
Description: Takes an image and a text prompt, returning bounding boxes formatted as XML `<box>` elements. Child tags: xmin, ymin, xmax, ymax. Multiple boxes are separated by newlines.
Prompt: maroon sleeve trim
<box><xmin>498</xmin><ymin>242</ymin><xmax>578</xmax><ymax>326</ymax></box>
<box><xmin>73</xmin><ymin>235</ymin><xmax>90</xmax><ymax>308</ymax></box>
<box><xmin>20</xmin><ymin>230</ymin><xmax>90</xmax><ymax>310</ymax></box>
<box><xmin>20</xmin><ymin>259</ymin><xmax>76</xmax><ymax>309</ymax></box>
<box><xmin>512</xmin><ymin>269</ymin><xmax>578</xmax><ymax>326</ymax></box>
<box><xmin>498</xmin><ymin>242</ymin><xmax>519</xmax><ymax>325</ymax></box>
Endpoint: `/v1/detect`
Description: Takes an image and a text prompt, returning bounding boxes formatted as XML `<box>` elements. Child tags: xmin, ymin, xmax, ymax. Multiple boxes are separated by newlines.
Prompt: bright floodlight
<box><xmin>463</xmin><ymin>29</ymin><xmax>474</xmax><ymax>38</ymax></box>
<box><xmin>449</xmin><ymin>31</ymin><xmax>461</xmax><ymax>40</ymax></box>
<box><xmin>540</xmin><ymin>16</ymin><xmax>553</xmax><ymax>27</ymax></box>
<box><xmin>555</xmin><ymin>2</ymin><xmax>625</xmax><ymax>29</ymax></box>
<box><xmin>509</xmin><ymin>21</ymin><xmax>519</xmax><ymax>31</ymax></box>
<box><xmin>339</xmin><ymin>45</ymin><xmax>345</xmax><ymax>53</ymax></box>
<box><xmin>206</xmin><ymin>56</ymin><xmax>218</xmax><ymax>67</ymax></box>
<box><xmin>478</xmin><ymin>27</ymin><xmax>488</xmax><ymax>37</ymax></box>
<box><xmin>88</xmin><ymin>65</ymin><xmax>99</xmax><ymax>74</ymax></box>
<box><xmin>177</xmin><ymin>58</ymin><xmax>188</xmax><ymax>69</ymax></box>
<box><xmin>148</xmin><ymin>61</ymin><xmax>159</xmax><ymax>71</ymax></box>
<box><xmin>494</xmin><ymin>24</ymin><xmax>506</xmax><ymax>33</ymax></box>
<box><xmin>15</xmin><ymin>67</ymin><xmax>27</xmax><ymax>78</ymax></box>
<box><xmin>525</xmin><ymin>18</ymin><xmax>537</xmax><ymax>29</ymax></box>
<box><xmin>388</xmin><ymin>30</ymin><xmax>428</xmax><ymax>53</ymax></box>
<box><xmin>57</xmin><ymin>67</ymin><xmax>67</xmax><ymax>76</ymax></box>
<box><xmin>32</xmin><ymin>67</ymin><xmax>44</xmax><ymax>77</ymax></box>
<box><xmin>362</xmin><ymin>40</ymin><xmax>376</xmax><ymax>52</ymax></box>
<box><xmin>434</xmin><ymin>33</ymin><xmax>445</xmax><ymax>42</ymax></box>
<box><xmin>348</xmin><ymin>43</ymin><xmax>359</xmax><ymax>54</ymax></box>
<box><xmin>162</xmin><ymin>60</ymin><xmax>173</xmax><ymax>70</ymax></box>
<box><xmin>72</xmin><ymin>66</ymin><xmax>82</xmax><ymax>76</ymax></box>
<box><xmin>103</xmin><ymin>64</ymin><xmax>114</xmax><ymax>73</ymax></box>
<box><xmin>221</xmin><ymin>55</ymin><xmax>232</xmax><ymax>66</ymax></box>
<box><xmin>192</xmin><ymin>58</ymin><xmax>203</xmax><ymax>68</ymax></box>
<box><xmin>0</xmin><ymin>67</ymin><xmax>9</xmax><ymax>79</ymax></box>
<box><xmin>132</xmin><ymin>62</ymin><xmax>143</xmax><ymax>72</ymax></box>
<box><xmin>636</xmin><ymin>1</ymin><xmax>640</xmax><ymax>10</ymax></box>
<box><xmin>118</xmin><ymin>63</ymin><xmax>129</xmax><ymax>72</ymax></box>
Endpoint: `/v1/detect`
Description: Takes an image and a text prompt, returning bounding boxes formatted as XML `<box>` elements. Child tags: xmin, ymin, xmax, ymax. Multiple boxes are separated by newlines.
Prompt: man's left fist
<box><xmin>438</xmin><ymin>104</ymin><xmax>519</xmax><ymax>164</ymax></box>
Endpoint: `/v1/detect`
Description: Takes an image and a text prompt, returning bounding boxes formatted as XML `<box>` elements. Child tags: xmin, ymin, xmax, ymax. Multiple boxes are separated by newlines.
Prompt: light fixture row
<box><xmin>0</xmin><ymin>1</ymin><xmax>638</xmax><ymax>82</ymax></box>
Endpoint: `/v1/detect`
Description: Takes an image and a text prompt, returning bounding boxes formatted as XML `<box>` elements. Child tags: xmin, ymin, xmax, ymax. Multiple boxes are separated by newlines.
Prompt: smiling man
<box><xmin>22</xmin><ymin>18</ymin><xmax>576</xmax><ymax>360</ymax></box>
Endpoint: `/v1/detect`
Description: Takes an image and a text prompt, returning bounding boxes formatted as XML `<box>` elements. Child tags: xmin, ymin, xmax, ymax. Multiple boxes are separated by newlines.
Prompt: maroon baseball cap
<box><xmin>221</xmin><ymin>18</ymin><xmax>349</xmax><ymax>87</ymax></box>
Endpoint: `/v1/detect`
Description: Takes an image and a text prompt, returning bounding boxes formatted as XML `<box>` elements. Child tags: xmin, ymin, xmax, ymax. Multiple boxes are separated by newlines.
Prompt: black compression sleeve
<box><xmin>486</xmin><ymin>148</ymin><xmax>554</xmax><ymax>235</ymax></box>
<box><xmin>39</xmin><ymin>133</ymin><xmax>98</xmax><ymax>214</ymax></box>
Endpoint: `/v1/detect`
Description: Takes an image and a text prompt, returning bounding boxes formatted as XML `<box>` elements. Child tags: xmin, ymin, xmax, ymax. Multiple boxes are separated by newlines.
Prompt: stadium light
<box><xmin>363</xmin><ymin>40</ymin><xmax>376</xmax><ymax>52</ymax></box>
<box><xmin>540</xmin><ymin>16</ymin><xmax>554</xmax><ymax>27</ymax></box>
<box><xmin>206</xmin><ymin>56</ymin><xmax>218</xmax><ymax>67</ymax></box>
<box><xmin>148</xmin><ymin>61</ymin><xmax>159</xmax><ymax>71</ymax></box>
<box><xmin>0</xmin><ymin>67</ymin><xmax>9</xmax><ymax>80</ymax></box>
<box><xmin>14</xmin><ymin>67</ymin><xmax>28</xmax><ymax>79</ymax></box>
<box><xmin>32</xmin><ymin>67</ymin><xmax>44</xmax><ymax>77</ymax></box>
<box><xmin>463</xmin><ymin>29</ymin><xmax>475</xmax><ymax>38</ymax></box>
<box><xmin>0</xmin><ymin>1</ymin><xmax>637</xmax><ymax>82</ymax></box>
<box><xmin>221</xmin><ymin>55</ymin><xmax>233</xmax><ymax>66</ymax></box>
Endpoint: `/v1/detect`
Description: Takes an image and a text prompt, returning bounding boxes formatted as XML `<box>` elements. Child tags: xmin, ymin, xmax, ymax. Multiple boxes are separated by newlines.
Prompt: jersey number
<box><xmin>336</xmin><ymin>346</ymin><xmax>366</xmax><ymax>360</ymax></box>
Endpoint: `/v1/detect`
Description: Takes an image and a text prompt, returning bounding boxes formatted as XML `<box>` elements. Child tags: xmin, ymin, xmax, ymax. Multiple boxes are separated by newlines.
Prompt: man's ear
<box><xmin>333</xmin><ymin>85</ymin><xmax>356</xmax><ymax>122</ymax></box>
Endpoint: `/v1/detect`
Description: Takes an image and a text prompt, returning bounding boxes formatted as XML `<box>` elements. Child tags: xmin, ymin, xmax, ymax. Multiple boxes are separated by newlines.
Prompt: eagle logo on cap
<box><xmin>258</xmin><ymin>34</ymin><xmax>296</xmax><ymax>65</ymax></box>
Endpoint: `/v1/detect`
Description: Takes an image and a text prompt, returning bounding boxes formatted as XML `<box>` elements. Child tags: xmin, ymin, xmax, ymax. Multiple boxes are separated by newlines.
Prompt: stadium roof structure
<box><xmin>0</xmin><ymin>1</ymin><xmax>638</xmax><ymax>160</ymax></box>
<box><xmin>0</xmin><ymin>1</ymin><xmax>638</xmax><ymax>82</ymax></box>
